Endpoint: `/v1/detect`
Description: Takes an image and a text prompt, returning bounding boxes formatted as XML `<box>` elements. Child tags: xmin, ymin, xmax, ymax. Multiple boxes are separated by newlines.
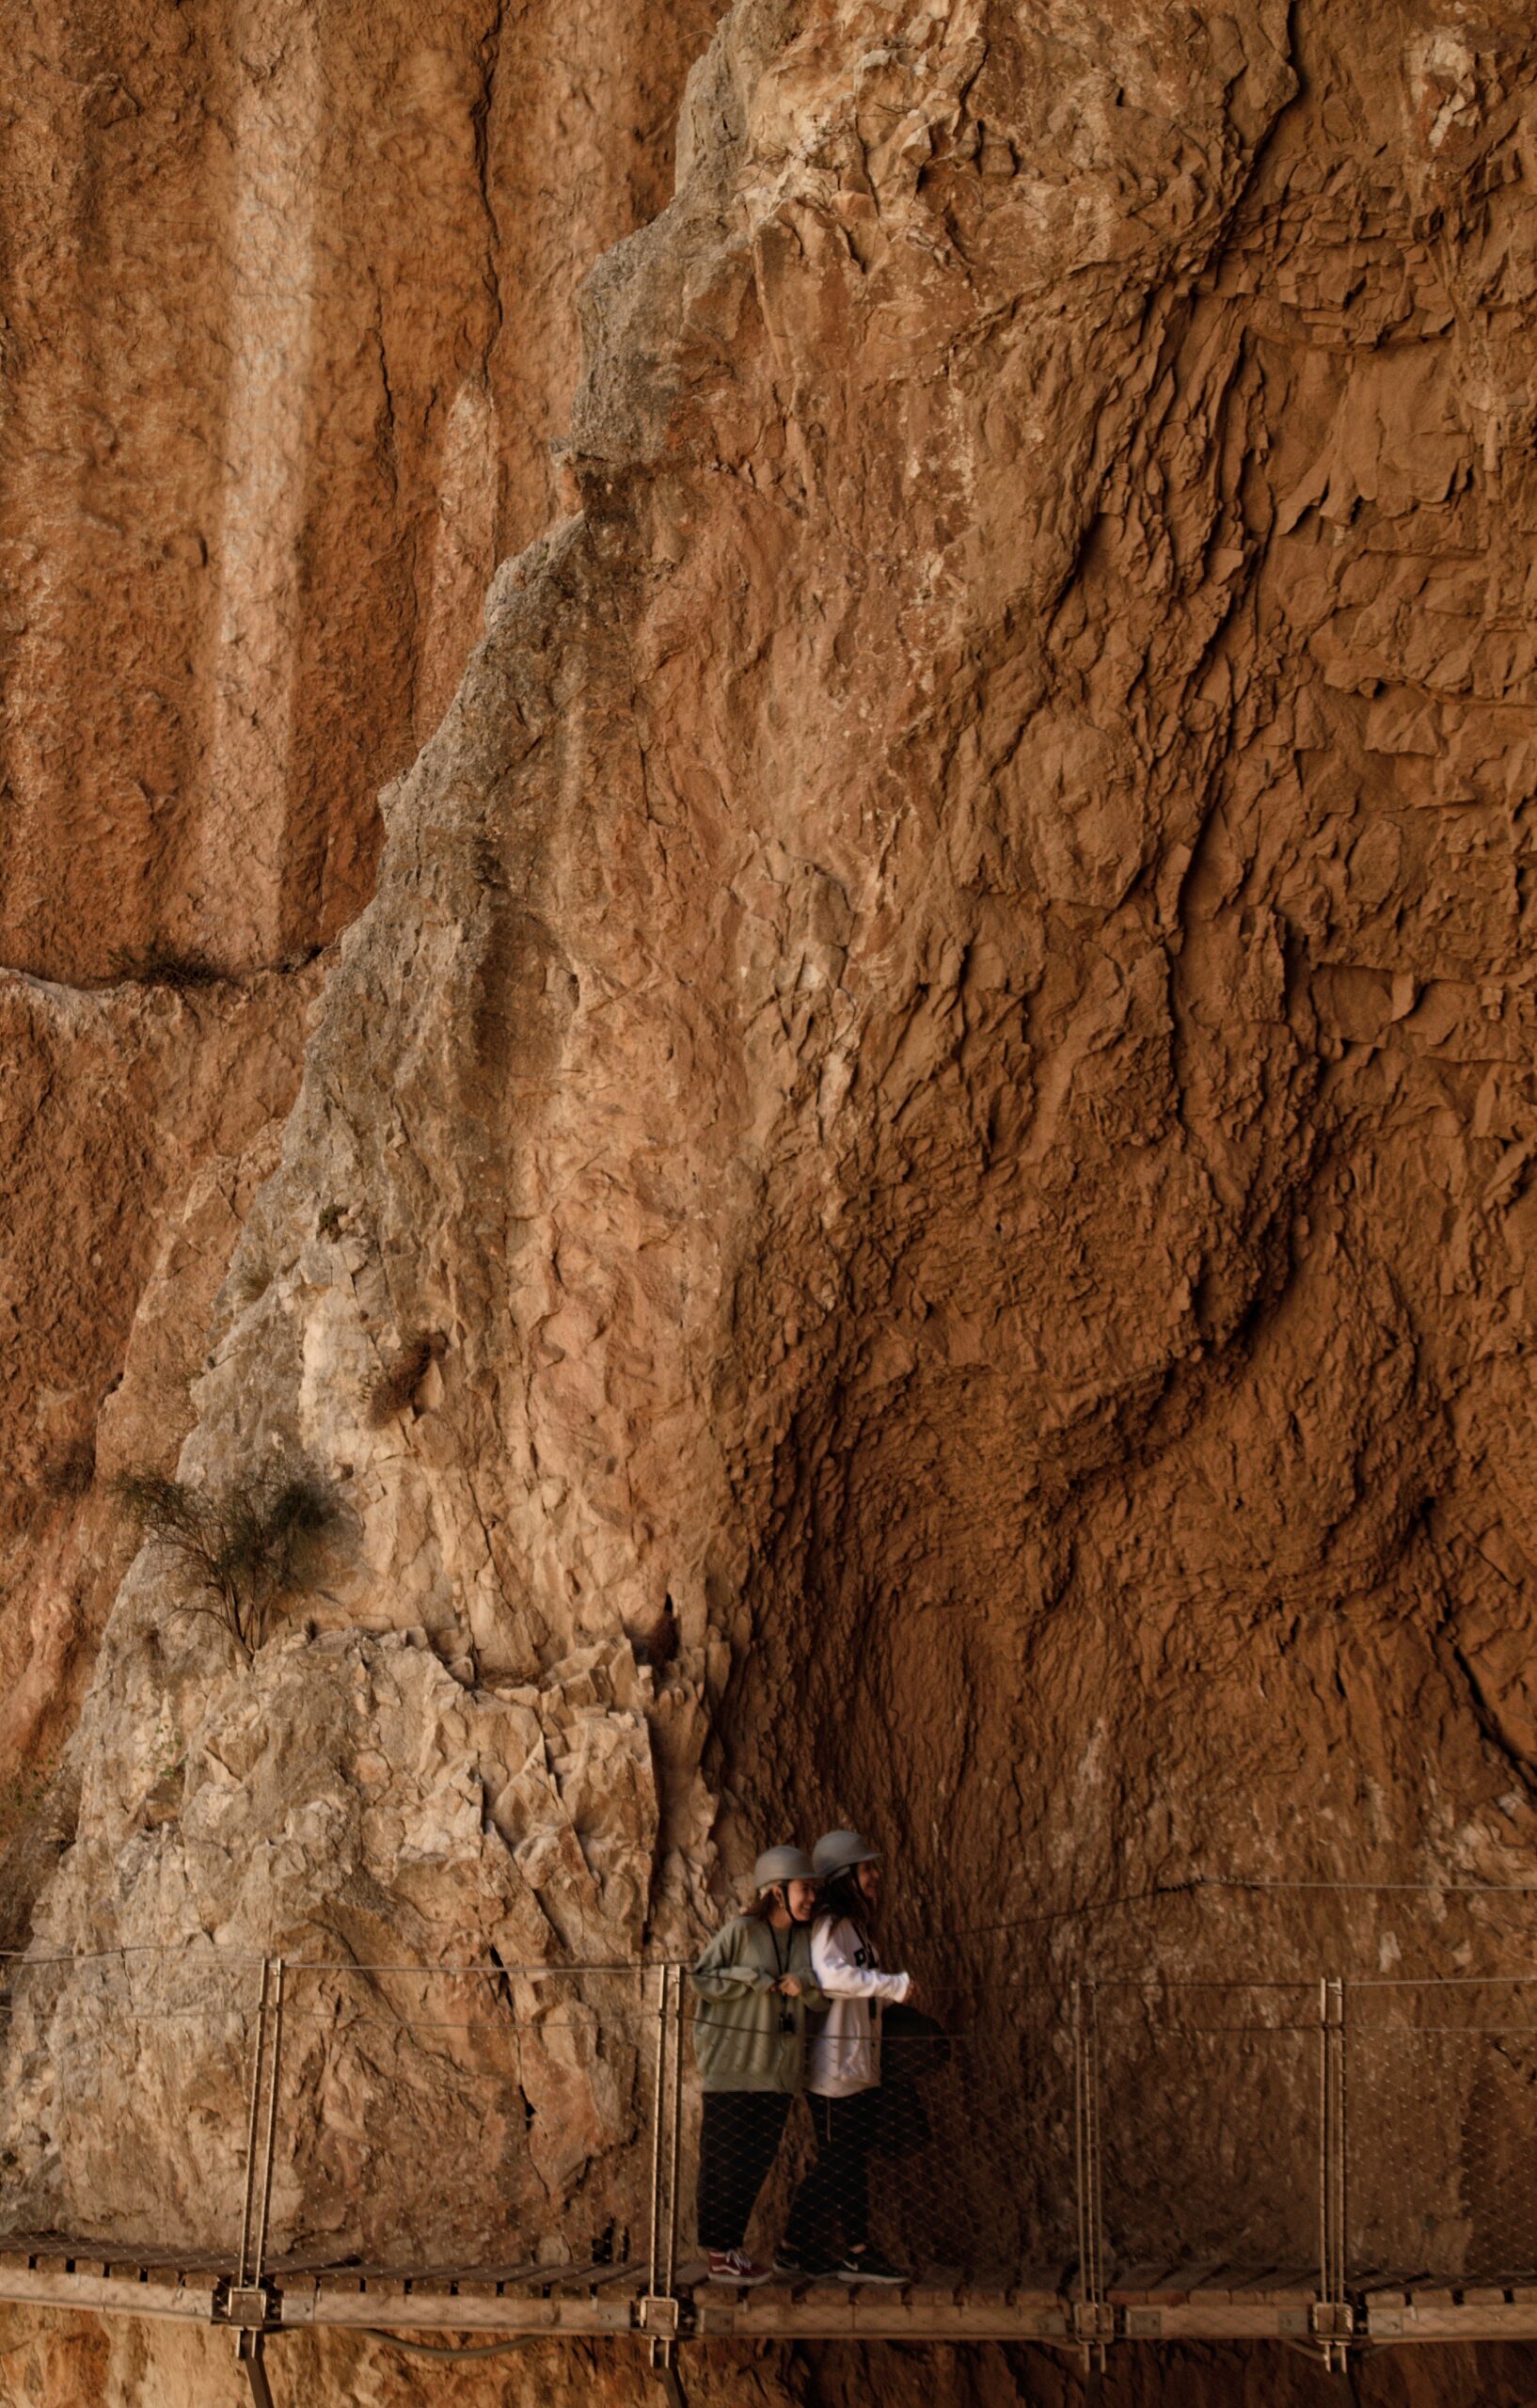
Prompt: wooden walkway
<box><xmin>5</xmin><ymin>2236</ymin><xmax>1537</xmax><ymax>2352</ymax></box>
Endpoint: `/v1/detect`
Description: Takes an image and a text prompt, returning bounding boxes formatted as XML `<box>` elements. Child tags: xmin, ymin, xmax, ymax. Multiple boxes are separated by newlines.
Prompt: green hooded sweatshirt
<box><xmin>689</xmin><ymin>1912</ymin><xmax>827</xmax><ymax>2093</ymax></box>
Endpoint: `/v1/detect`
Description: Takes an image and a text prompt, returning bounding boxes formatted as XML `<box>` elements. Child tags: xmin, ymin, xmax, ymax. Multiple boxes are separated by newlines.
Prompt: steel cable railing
<box><xmin>13</xmin><ymin>1946</ymin><xmax>1537</xmax><ymax>2344</ymax></box>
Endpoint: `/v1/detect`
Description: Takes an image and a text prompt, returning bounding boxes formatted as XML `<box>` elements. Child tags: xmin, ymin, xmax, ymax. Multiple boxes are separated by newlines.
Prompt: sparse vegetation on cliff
<box><xmin>366</xmin><ymin>1333</ymin><xmax>444</xmax><ymax>1425</ymax></box>
<box><xmin>107</xmin><ymin>943</ymin><xmax>224</xmax><ymax>991</ymax></box>
<box><xmin>0</xmin><ymin>1759</ymin><xmax>57</xmax><ymax>1851</ymax></box>
<box><xmin>36</xmin><ymin>1439</ymin><xmax>95</xmax><ymax>1505</ymax></box>
<box><xmin>112</xmin><ymin>1463</ymin><xmax>340</xmax><ymax>1663</ymax></box>
<box><xmin>230</xmin><ymin>1254</ymin><xmax>273</xmax><ymax>1308</ymax></box>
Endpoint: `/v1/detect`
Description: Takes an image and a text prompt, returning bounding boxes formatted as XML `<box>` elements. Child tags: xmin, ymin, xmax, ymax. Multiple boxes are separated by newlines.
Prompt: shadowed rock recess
<box><xmin>8</xmin><ymin>0</ymin><xmax>1537</xmax><ymax>2400</ymax></box>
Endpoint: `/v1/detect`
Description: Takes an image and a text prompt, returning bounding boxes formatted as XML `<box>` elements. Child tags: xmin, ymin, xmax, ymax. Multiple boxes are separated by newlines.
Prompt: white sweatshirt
<box><xmin>804</xmin><ymin>1914</ymin><xmax>911</xmax><ymax>2098</ymax></box>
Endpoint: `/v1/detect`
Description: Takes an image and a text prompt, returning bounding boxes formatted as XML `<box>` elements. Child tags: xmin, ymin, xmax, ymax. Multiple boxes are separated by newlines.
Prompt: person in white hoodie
<box><xmin>777</xmin><ymin>1829</ymin><xmax>915</xmax><ymax>2284</ymax></box>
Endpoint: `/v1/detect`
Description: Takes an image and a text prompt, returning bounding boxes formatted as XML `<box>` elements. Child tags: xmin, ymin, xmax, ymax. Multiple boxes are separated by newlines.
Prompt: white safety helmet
<box><xmin>811</xmin><ymin>1830</ymin><xmax>881</xmax><ymax>1878</ymax></box>
<box><xmin>754</xmin><ymin>1845</ymin><xmax>816</xmax><ymax>1892</ymax></box>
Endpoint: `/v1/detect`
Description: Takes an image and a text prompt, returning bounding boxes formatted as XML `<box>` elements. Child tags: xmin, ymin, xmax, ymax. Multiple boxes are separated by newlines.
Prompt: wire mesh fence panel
<box><xmin>1347</xmin><ymin>1984</ymin><xmax>1537</xmax><ymax>2286</ymax></box>
<box><xmin>673</xmin><ymin>1997</ymin><xmax>1078</xmax><ymax>2285</ymax></box>
<box><xmin>265</xmin><ymin>1961</ymin><xmax>658</xmax><ymax>2277</ymax></box>
<box><xmin>0</xmin><ymin>1948</ymin><xmax>262</xmax><ymax>2262</ymax></box>
<box><xmin>1093</xmin><ymin>1983</ymin><xmax>1323</xmax><ymax>2281</ymax></box>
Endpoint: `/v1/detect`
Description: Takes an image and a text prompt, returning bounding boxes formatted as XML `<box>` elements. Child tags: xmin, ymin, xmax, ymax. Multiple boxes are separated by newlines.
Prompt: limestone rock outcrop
<box><xmin>10</xmin><ymin>0</ymin><xmax>1537</xmax><ymax>2402</ymax></box>
<box><xmin>0</xmin><ymin>0</ymin><xmax>723</xmax><ymax>1860</ymax></box>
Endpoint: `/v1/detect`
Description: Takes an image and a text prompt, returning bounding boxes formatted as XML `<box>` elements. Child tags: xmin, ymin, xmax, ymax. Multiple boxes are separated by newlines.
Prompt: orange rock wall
<box><xmin>0</xmin><ymin>0</ymin><xmax>722</xmax><ymax>978</ymax></box>
<box><xmin>0</xmin><ymin>0</ymin><xmax>722</xmax><ymax>1798</ymax></box>
<box><xmin>9</xmin><ymin>0</ymin><xmax>1537</xmax><ymax>2403</ymax></box>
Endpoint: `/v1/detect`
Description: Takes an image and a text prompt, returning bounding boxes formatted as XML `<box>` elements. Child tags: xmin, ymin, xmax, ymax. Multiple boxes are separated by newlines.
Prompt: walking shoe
<box><xmin>706</xmin><ymin>2249</ymin><xmax>772</xmax><ymax>2287</ymax></box>
<box><xmin>835</xmin><ymin>2249</ymin><xmax>911</xmax><ymax>2286</ymax></box>
<box><xmin>778</xmin><ymin>2250</ymin><xmax>842</xmax><ymax>2280</ymax></box>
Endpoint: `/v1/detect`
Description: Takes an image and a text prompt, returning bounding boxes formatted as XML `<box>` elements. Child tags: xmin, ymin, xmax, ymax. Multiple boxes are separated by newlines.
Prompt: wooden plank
<box><xmin>724</xmin><ymin>2292</ymin><xmax>857</xmax><ymax>2337</ymax></box>
<box><xmin>1013</xmin><ymin>2264</ymin><xmax>1072</xmax><ymax>2305</ymax></box>
<box><xmin>1108</xmin><ymin>2263</ymin><xmax>1179</xmax><ymax>2304</ymax></box>
<box><xmin>850</xmin><ymin>2297</ymin><xmax>1068</xmax><ymax>2340</ymax></box>
<box><xmin>1139</xmin><ymin>2261</ymin><xmax>1228</xmax><ymax>2304</ymax></box>
<box><xmin>700</xmin><ymin>2294</ymin><xmax>1069</xmax><ymax>2341</ymax></box>
<box><xmin>903</xmin><ymin>2265</ymin><xmax>962</xmax><ymax>2301</ymax></box>
<box><xmin>1225</xmin><ymin>2268</ymin><xmax>1315</xmax><ymax>2302</ymax></box>
<box><xmin>283</xmin><ymin>2288</ymin><xmax>634</xmax><ymax>2336</ymax></box>
<box><xmin>1393</xmin><ymin>2303</ymin><xmax>1537</xmax><ymax>2341</ymax></box>
<box><xmin>1219</xmin><ymin>2267</ymin><xmax>1277</xmax><ymax>2294</ymax></box>
<box><xmin>1255</xmin><ymin>2269</ymin><xmax>1321</xmax><ymax>2304</ymax></box>
<box><xmin>962</xmin><ymin>2266</ymin><xmax>1020</xmax><ymax>2305</ymax></box>
<box><xmin>1133</xmin><ymin>2303</ymin><xmax>1312</xmax><ymax>2340</ymax></box>
<box><xmin>1185</xmin><ymin>2265</ymin><xmax>1244</xmax><ymax>2302</ymax></box>
<box><xmin>0</xmin><ymin>2267</ymin><xmax>216</xmax><ymax>2323</ymax></box>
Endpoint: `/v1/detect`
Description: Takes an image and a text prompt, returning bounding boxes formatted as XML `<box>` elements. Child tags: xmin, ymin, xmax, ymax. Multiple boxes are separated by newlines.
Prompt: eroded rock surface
<box><xmin>9</xmin><ymin>0</ymin><xmax>1537</xmax><ymax>2402</ymax></box>
<box><xmin>0</xmin><ymin>0</ymin><xmax>725</xmax><ymax>1847</ymax></box>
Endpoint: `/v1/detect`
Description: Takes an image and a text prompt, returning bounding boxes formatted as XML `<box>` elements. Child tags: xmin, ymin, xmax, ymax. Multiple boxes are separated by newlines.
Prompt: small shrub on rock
<box><xmin>366</xmin><ymin>1332</ymin><xmax>444</xmax><ymax>1426</ymax></box>
<box><xmin>40</xmin><ymin>1440</ymin><xmax>95</xmax><ymax>1501</ymax></box>
<box><xmin>230</xmin><ymin>1256</ymin><xmax>273</xmax><ymax>1308</ymax></box>
<box><xmin>113</xmin><ymin>1461</ymin><xmax>340</xmax><ymax>1664</ymax></box>
<box><xmin>108</xmin><ymin>944</ymin><xmax>223</xmax><ymax>990</ymax></box>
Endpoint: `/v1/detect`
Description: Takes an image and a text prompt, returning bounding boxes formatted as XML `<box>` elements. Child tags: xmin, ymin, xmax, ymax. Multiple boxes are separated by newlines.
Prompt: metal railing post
<box><xmin>1071</xmin><ymin>1979</ymin><xmax>1107</xmax><ymax>2363</ymax></box>
<box><xmin>237</xmin><ymin>1959</ymin><xmax>273</xmax><ymax>2287</ymax></box>
<box><xmin>664</xmin><ymin>1959</ymin><xmax>686</xmax><ymax>2300</ymax></box>
<box><xmin>1316</xmin><ymin>1975</ymin><xmax>1327</xmax><ymax>2318</ymax></box>
<box><xmin>1315</xmin><ymin>1974</ymin><xmax>1350</xmax><ymax>2367</ymax></box>
<box><xmin>232</xmin><ymin>1956</ymin><xmax>280</xmax><ymax>2396</ymax></box>
<box><xmin>640</xmin><ymin>1960</ymin><xmax>683</xmax><ymax>2376</ymax></box>
<box><xmin>1339</xmin><ymin>1977</ymin><xmax>1349</xmax><ymax>2307</ymax></box>
<box><xmin>251</xmin><ymin>1956</ymin><xmax>285</xmax><ymax>2288</ymax></box>
<box><xmin>646</xmin><ymin>1959</ymin><xmax>668</xmax><ymax>2301</ymax></box>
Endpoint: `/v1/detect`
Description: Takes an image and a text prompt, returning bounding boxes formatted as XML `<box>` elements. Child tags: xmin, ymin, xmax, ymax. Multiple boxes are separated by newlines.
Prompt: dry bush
<box><xmin>113</xmin><ymin>1462</ymin><xmax>339</xmax><ymax>1663</ymax></box>
<box><xmin>108</xmin><ymin>943</ymin><xmax>222</xmax><ymax>990</ymax></box>
<box><xmin>366</xmin><ymin>1332</ymin><xmax>444</xmax><ymax>1426</ymax></box>
<box><xmin>230</xmin><ymin>1255</ymin><xmax>273</xmax><ymax>1308</ymax></box>
<box><xmin>40</xmin><ymin>1440</ymin><xmax>95</xmax><ymax>1501</ymax></box>
<box><xmin>0</xmin><ymin>1760</ymin><xmax>57</xmax><ymax>1851</ymax></box>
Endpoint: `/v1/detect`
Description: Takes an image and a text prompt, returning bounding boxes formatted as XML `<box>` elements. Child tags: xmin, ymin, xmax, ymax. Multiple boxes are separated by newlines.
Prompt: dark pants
<box><xmin>783</xmin><ymin>2088</ymin><xmax>879</xmax><ymax>2259</ymax></box>
<box><xmin>697</xmin><ymin>2089</ymin><xmax>793</xmax><ymax>2252</ymax></box>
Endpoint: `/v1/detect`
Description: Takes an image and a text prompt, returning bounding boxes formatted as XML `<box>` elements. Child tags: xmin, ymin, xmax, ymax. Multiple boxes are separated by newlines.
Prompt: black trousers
<box><xmin>782</xmin><ymin>2088</ymin><xmax>879</xmax><ymax>2258</ymax></box>
<box><xmin>697</xmin><ymin>2089</ymin><xmax>793</xmax><ymax>2252</ymax></box>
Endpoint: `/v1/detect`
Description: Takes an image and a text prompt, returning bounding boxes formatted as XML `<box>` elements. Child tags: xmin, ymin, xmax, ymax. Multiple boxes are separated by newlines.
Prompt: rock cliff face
<box><xmin>0</xmin><ymin>0</ymin><xmax>721</xmax><ymax>1848</ymax></box>
<box><xmin>9</xmin><ymin>0</ymin><xmax>1537</xmax><ymax>2401</ymax></box>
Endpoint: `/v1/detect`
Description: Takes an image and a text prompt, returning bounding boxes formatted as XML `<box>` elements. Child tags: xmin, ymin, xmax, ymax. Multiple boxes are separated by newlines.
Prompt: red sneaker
<box><xmin>706</xmin><ymin>2248</ymin><xmax>771</xmax><ymax>2287</ymax></box>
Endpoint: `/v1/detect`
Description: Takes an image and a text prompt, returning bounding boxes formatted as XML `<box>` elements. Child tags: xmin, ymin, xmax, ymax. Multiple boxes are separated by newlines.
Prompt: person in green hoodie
<box><xmin>690</xmin><ymin>1845</ymin><xmax>824</xmax><ymax>2286</ymax></box>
